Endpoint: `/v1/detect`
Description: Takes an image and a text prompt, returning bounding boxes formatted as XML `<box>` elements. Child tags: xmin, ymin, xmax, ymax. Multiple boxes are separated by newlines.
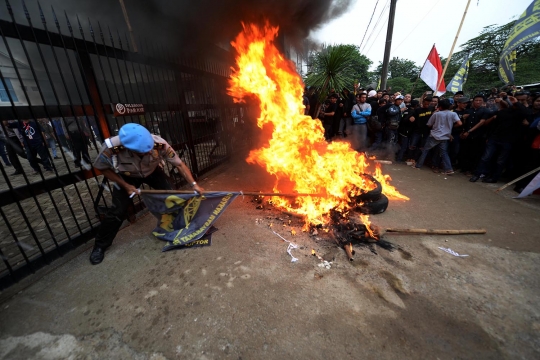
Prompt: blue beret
<box><xmin>119</xmin><ymin>123</ymin><xmax>154</xmax><ymax>153</ymax></box>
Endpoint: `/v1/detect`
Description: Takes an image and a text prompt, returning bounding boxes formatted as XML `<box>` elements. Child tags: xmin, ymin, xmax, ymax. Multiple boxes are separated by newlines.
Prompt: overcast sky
<box><xmin>310</xmin><ymin>0</ymin><xmax>532</xmax><ymax>69</ymax></box>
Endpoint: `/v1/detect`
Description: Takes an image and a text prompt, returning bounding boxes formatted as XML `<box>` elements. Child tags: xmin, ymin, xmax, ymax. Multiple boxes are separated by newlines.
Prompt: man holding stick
<box><xmin>90</xmin><ymin>123</ymin><xmax>204</xmax><ymax>265</ymax></box>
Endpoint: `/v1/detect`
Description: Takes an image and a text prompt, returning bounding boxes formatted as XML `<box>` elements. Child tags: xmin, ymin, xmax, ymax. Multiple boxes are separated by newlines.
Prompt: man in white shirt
<box><xmin>413</xmin><ymin>99</ymin><xmax>462</xmax><ymax>175</ymax></box>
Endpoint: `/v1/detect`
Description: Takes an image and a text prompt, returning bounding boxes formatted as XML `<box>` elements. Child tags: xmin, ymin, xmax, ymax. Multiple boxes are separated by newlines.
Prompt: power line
<box><xmin>361</xmin><ymin>0</ymin><xmax>390</xmax><ymax>54</ymax></box>
<box><xmin>359</xmin><ymin>0</ymin><xmax>380</xmax><ymax>50</ymax></box>
<box><xmin>393</xmin><ymin>0</ymin><xmax>444</xmax><ymax>52</ymax></box>
<box><xmin>365</xmin><ymin>16</ymin><xmax>389</xmax><ymax>55</ymax></box>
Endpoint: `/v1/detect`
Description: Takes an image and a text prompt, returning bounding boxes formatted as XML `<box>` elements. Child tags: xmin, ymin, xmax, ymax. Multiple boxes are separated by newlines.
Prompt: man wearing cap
<box><xmin>89</xmin><ymin>123</ymin><xmax>204</xmax><ymax>265</ymax></box>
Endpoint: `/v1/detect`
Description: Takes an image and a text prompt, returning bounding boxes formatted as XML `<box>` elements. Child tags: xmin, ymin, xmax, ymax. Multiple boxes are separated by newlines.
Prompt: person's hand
<box><xmin>460</xmin><ymin>132</ymin><xmax>469</xmax><ymax>139</ymax></box>
<box><xmin>523</xmin><ymin>119</ymin><xmax>530</xmax><ymax>126</ymax></box>
<box><xmin>193</xmin><ymin>184</ymin><xmax>204</xmax><ymax>195</ymax></box>
<box><xmin>409</xmin><ymin>116</ymin><xmax>415</xmax><ymax>122</ymax></box>
<box><xmin>508</xmin><ymin>96</ymin><xmax>517</xmax><ymax>104</ymax></box>
<box><xmin>124</xmin><ymin>184</ymin><xmax>139</xmax><ymax>197</ymax></box>
<box><xmin>339</xmin><ymin>103</ymin><xmax>344</xmax><ymax>107</ymax></box>
<box><xmin>462</xmin><ymin>114</ymin><xmax>470</xmax><ymax>119</ymax></box>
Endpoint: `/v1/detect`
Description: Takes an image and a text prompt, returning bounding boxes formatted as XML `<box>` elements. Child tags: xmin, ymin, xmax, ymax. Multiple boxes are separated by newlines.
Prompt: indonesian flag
<box><xmin>420</xmin><ymin>45</ymin><xmax>446</xmax><ymax>96</ymax></box>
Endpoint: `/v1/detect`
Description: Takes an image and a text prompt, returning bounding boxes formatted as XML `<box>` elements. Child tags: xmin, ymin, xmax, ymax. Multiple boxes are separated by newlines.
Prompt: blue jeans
<box><xmin>475</xmin><ymin>139</ymin><xmax>513</xmax><ymax>180</ymax></box>
<box><xmin>415</xmin><ymin>136</ymin><xmax>452</xmax><ymax>171</ymax></box>
<box><xmin>46</xmin><ymin>138</ymin><xmax>57</xmax><ymax>157</ymax></box>
<box><xmin>0</xmin><ymin>139</ymin><xmax>11</xmax><ymax>165</ymax></box>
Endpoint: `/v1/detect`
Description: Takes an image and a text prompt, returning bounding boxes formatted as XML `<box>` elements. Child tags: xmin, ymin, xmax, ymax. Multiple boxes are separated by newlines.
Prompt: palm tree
<box><xmin>305</xmin><ymin>44</ymin><xmax>360</xmax><ymax>103</ymax></box>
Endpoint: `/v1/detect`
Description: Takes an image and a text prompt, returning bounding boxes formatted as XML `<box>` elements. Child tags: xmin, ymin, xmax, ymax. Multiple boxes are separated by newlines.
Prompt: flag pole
<box><xmin>410</xmin><ymin>44</ymin><xmax>434</xmax><ymax>96</ymax></box>
<box><xmin>139</xmin><ymin>190</ymin><xmax>327</xmax><ymax>197</ymax></box>
<box><xmin>436</xmin><ymin>0</ymin><xmax>472</xmax><ymax>92</ymax></box>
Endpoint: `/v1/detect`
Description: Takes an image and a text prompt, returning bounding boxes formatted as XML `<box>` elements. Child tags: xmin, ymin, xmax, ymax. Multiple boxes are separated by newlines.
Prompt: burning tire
<box><xmin>357</xmin><ymin>193</ymin><xmax>389</xmax><ymax>214</ymax></box>
<box><xmin>354</xmin><ymin>174</ymin><xmax>382</xmax><ymax>202</ymax></box>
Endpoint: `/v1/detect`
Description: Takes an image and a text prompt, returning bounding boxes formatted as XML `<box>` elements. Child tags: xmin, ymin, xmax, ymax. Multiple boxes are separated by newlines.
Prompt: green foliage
<box><xmin>443</xmin><ymin>21</ymin><xmax>540</xmax><ymax>95</ymax></box>
<box><xmin>305</xmin><ymin>44</ymin><xmax>371</xmax><ymax>101</ymax></box>
<box><xmin>375</xmin><ymin>57</ymin><xmax>420</xmax><ymax>81</ymax></box>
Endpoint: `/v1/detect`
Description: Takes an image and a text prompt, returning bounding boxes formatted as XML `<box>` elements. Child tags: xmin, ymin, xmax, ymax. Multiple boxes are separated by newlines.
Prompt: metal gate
<box><xmin>0</xmin><ymin>0</ymin><xmax>253</xmax><ymax>289</ymax></box>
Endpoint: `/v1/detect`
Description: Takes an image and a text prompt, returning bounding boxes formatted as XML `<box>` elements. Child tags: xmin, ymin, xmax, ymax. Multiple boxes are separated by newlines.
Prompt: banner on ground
<box><xmin>420</xmin><ymin>45</ymin><xmax>446</xmax><ymax>96</ymax></box>
<box><xmin>516</xmin><ymin>172</ymin><xmax>540</xmax><ymax>198</ymax></box>
<box><xmin>446</xmin><ymin>55</ymin><xmax>470</xmax><ymax>94</ymax></box>
<box><xmin>141</xmin><ymin>192</ymin><xmax>239</xmax><ymax>251</ymax></box>
<box><xmin>498</xmin><ymin>0</ymin><xmax>540</xmax><ymax>84</ymax></box>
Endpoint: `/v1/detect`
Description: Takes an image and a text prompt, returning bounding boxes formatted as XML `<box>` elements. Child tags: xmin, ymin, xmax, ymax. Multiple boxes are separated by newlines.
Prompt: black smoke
<box><xmin>3</xmin><ymin>0</ymin><xmax>355</xmax><ymax>56</ymax></box>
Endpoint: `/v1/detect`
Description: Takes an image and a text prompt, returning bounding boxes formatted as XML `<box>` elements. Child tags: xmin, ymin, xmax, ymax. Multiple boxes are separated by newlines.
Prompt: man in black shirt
<box><xmin>470</xmin><ymin>96</ymin><xmax>529</xmax><ymax>183</ymax></box>
<box><xmin>322</xmin><ymin>94</ymin><xmax>338</xmax><ymax>141</ymax></box>
<box><xmin>459</xmin><ymin>95</ymin><xmax>493</xmax><ymax>174</ymax></box>
<box><xmin>450</xmin><ymin>97</ymin><xmax>468</xmax><ymax>167</ymax></box>
<box><xmin>407</xmin><ymin>97</ymin><xmax>435</xmax><ymax>161</ymax></box>
<box><xmin>396</xmin><ymin>99</ymin><xmax>418</xmax><ymax>162</ymax></box>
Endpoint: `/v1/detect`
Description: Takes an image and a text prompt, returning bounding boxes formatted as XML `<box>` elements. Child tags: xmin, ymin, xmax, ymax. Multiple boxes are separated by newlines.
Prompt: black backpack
<box><xmin>386</xmin><ymin>105</ymin><xmax>401</xmax><ymax>130</ymax></box>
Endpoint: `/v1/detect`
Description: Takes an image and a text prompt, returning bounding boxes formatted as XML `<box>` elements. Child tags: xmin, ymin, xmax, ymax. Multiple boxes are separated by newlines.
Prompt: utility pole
<box><xmin>380</xmin><ymin>0</ymin><xmax>397</xmax><ymax>91</ymax></box>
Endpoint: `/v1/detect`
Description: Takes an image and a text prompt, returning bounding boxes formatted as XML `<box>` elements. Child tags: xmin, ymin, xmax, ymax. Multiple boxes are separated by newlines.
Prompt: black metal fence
<box><xmin>0</xmin><ymin>0</ymin><xmax>253</xmax><ymax>289</ymax></box>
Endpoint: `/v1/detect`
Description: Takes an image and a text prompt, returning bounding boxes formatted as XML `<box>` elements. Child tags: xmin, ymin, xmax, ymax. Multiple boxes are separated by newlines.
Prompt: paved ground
<box><xmin>0</xmin><ymin>152</ymin><xmax>539</xmax><ymax>359</ymax></box>
<box><xmin>0</xmin><ymin>140</ymin><xmax>227</xmax><ymax>278</ymax></box>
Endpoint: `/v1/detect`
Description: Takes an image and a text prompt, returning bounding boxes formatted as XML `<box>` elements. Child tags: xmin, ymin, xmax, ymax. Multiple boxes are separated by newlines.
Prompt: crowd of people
<box><xmin>0</xmin><ymin>117</ymin><xmax>99</xmax><ymax>176</ymax></box>
<box><xmin>305</xmin><ymin>86</ymin><xmax>540</xmax><ymax>193</ymax></box>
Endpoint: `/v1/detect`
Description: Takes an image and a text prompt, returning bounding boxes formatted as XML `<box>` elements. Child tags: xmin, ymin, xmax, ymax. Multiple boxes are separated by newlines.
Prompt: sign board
<box><xmin>111</xmin><ymin>103</ymin><xmax>145</xmax><ymax>117</ymax></box>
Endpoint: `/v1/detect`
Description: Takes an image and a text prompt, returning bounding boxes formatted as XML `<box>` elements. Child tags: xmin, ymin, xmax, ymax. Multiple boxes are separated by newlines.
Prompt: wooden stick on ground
<box><xmin>139</xmin><ymin>190</ymin><xmax>326</xmax><ymax>197</ymax></box>
<box><xmin>495</xmin><ymin>166</ymin><xmax>540</xmax><ymax>193</ymax></box>
<box><xmin>385</xmin><ymin>228</ymin><xmax>486</xmax><ymax>235</ymax></box>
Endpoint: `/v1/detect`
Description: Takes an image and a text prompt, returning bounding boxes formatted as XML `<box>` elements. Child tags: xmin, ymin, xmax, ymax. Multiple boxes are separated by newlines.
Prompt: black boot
<box><xmin>89</xmin><ymin>247</ymin><xmax>106</xmax><ymax>265</ymax></box>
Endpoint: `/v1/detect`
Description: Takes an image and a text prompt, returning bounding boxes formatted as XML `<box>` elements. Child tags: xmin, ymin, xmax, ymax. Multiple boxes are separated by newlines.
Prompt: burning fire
<box><xmin>228</xmin><ymin>22</ymin><xmax>408</xmax><ymax>227</ymax></box>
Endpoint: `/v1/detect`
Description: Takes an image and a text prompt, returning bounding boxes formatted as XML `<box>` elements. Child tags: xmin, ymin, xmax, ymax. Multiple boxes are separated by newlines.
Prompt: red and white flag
<box><xmin>420</xmin><ymin>45</ymin><xmax>446</xmax><ymax>96</ymax></box>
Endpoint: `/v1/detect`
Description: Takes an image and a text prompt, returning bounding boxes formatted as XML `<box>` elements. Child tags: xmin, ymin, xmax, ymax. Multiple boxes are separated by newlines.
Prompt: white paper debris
<box><xmin>272</xmin><ymin>230</ymin><xmax>299</xmax><ymax>262</ymax></box>
<box><xmin>438</xmin><ymin>247</ymin><xmax>469</xmax><ymax>257</ymax></box>
<box><xmin>317</xmin><ymin>260</ymin><xmax>332</xmax><ymax>269</ymax></box>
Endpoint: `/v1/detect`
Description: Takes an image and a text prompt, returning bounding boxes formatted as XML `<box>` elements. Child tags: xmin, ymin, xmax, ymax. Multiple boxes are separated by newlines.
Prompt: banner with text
<box><xmin>498</xmin><ymin>0</ymin><xmax>540</xmax><ymax>84</ymax></box>
<box><xmin>141</xmin><ymin>192</ymin><xmax>239</xmax><ymax>252</ymax></box>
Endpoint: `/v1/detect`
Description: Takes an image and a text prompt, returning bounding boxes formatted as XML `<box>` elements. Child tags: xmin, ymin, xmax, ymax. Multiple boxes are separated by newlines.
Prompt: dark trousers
<box><xmin>475</xmin><ymin>139</ymin><xmax>513</xmax><ymax>180</ymax></box>
<box><xmin>459</xmin><ymin>137</ymin><xmax>485</xmax><ymax>173</ymax></box>
<box><xmin>0</xmin><ymin>139</ymin><xmax>10</xmax><ymax>165</ymax></box>
<box><xmin>57</xmin><ymin>134</ymin><xmax>70</xmax><ymax>150</ymax></box>
<box><xmin>26</xmin><ymin>141</ymin><xmax>53</xmax><ymax>171</ymax></box>
<box><xmin>94</xmin><ymin>167</ymin><xmax>173</xmax><ymax>249</ymax></box>
<box><xmin>5</xmin><ymin>136</ymin><xmax>26</xmax><ymax>172</ymax></box>
<box><xmin>69</xmin><ymin>131</ymin><xmax>91</xmax><ymax>165</ymax></box>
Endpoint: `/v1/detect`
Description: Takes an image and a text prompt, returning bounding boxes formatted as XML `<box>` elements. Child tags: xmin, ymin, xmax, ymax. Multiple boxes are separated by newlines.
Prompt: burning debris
<box><xmin>229</xmin><ymin>23</ymin><xmax>410</xmax><ymax>262</ymax></box>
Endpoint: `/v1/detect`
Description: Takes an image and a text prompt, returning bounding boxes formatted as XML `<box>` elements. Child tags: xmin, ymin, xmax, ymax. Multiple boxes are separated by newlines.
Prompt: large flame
<box><xmin>228</xmin><ymin>22</ymin><xmax>408</xmax><ymax>226</ymax></box>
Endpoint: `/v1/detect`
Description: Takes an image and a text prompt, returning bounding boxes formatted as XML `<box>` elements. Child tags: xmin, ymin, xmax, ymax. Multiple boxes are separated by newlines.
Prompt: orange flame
<box><xmin>228</xmin><ymin>22</ymin><xmax>407</xmax><ymax>226</ymax></box>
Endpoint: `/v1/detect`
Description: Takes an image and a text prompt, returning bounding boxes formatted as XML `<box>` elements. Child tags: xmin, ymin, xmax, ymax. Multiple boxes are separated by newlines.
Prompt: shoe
<box><xmin>514</xmin><ymin>186</ymin><xmax>524</xmax><ymax>193</ymax></box>
<box><xmin>5</xmin><ymin>163</ymin><xmax>12</xmax><ymax>166</ymax></box>
<box><xmin>32</xmin><ymin>171</ymin><xmax>39</xmax><ymax>175</ymax></box>
<box><xmin>11</xmin><ymin>169</ymin><xmax>23</xmax><ymax>175</ymax></box>
<box><xmin>74</xmin><ymin>162</ymin><xmax>81</xmax><ymax>167</ymax></box>
<box><xmin>482</xmin><ymin>177</ymin><xmax>497</xmax><ymax>183</ymax></box>
<box><xmin>90</xmin><ymin>247</ymin><xmax>106</xmax><ymax>265</ymax></box>
<box><xmin>45</xmin><ymin>168</ymin><xmax>53</xmax><ymax>172</ymax></box>
<box><xmin>443</xmin><ymin>170</ymin><xmax>455</xmax><ymax>175</ymax></box>
<box><xmin>53</xmin><ymin>156</ymin><xmax>60</xmax><ymax>159</ymax></box>
<box><xmin>431</xmin><ymin>167</ymin><xmax>440</xmax><ymax>173</ymax></box>
<box><xmin>469</xmin><ymin>175</ymin><xmax>480</xmax><ymax>182</ymax></box>
<box><xmin>411</xmin><ymin>165</ymin><xmax>420</xmax><ymax>170</ymax></box>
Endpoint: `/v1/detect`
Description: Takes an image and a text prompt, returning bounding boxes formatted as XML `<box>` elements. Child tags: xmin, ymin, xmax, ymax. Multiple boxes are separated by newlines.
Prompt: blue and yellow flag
<box><xmin>498</xmin><ymin>0</ymin><xmax>540</xmax><ymax>84</ymax></box>
<box><xmin>141</xmin><ymin>192</ymin><xmax>239</xmax><ymax>251</ymax></box>
<box><xmin>446</xmin><ymin>55</ymin><xmax>470</xmax><ymax>94</ymax></box>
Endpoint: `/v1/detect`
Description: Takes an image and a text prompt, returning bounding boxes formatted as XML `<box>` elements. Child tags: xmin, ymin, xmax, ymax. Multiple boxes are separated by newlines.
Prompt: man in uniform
<box><xmin>90</xmin><ymin>123</ymin><xmax>204</xmax><ymax>265</ymax></box>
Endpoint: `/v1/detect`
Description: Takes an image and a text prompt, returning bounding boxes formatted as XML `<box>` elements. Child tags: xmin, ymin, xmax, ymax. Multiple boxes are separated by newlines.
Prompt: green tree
<box><xmin>304</xmin><ymin>44</ymin><xmax>371</xmax><ymax>101</ymax></box>
<box><xmin>443</xmin><ymin>21</ymin><xmax>540</xmax><ymax>95</ymax></box>
<box><xmin>375</xmin><ymin>57</ymin><xmax>420</xmax><ymax>81</ymax></box>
